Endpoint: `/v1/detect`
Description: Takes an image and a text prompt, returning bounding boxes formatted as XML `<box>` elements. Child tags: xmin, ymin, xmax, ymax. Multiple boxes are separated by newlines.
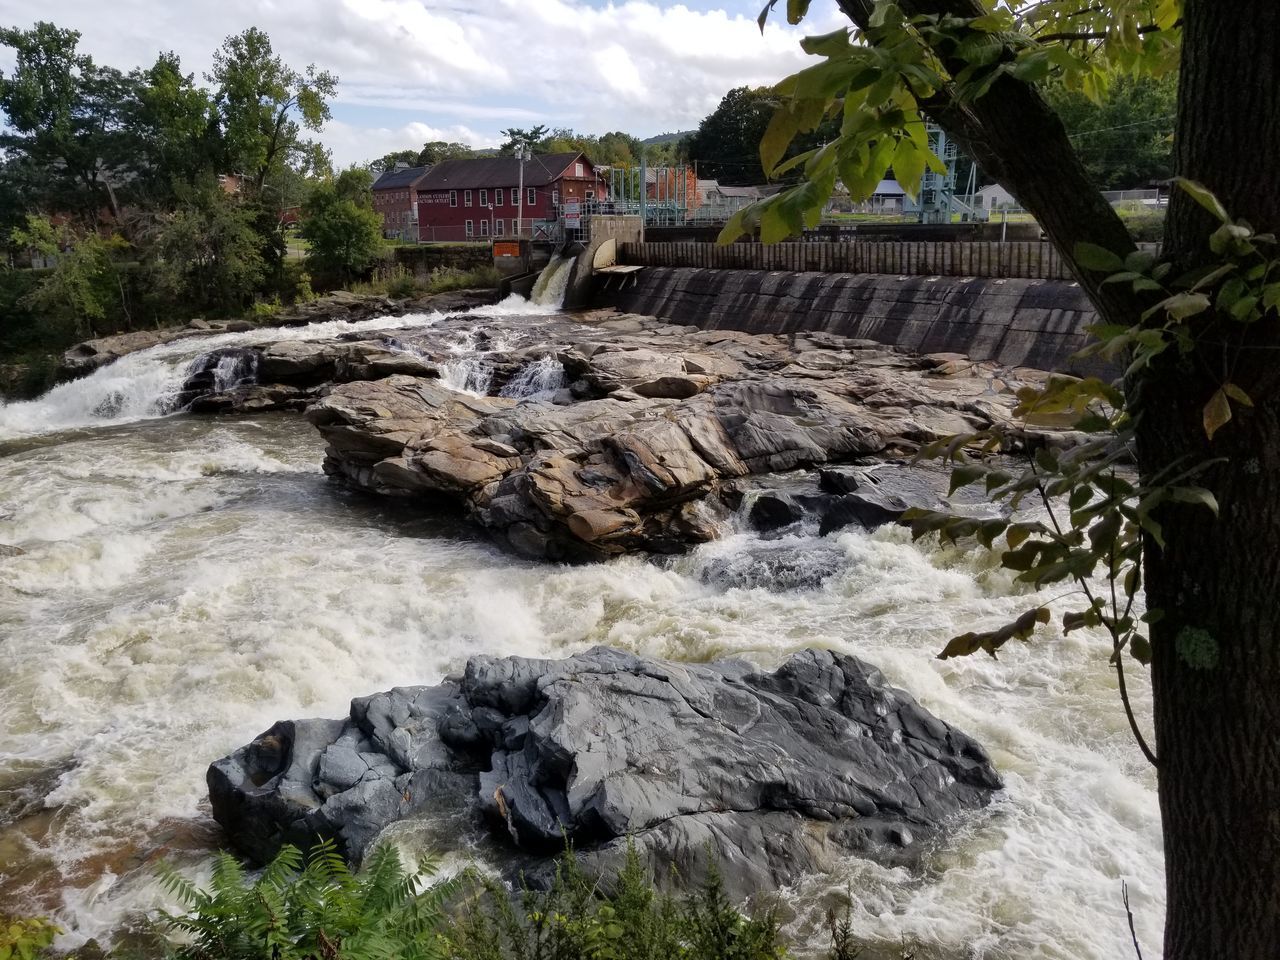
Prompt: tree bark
<box><xmin>1137</xmin><ymin>2</ymin><xmax>1280</xmax><ymax>957</ymax></box>
<box><xmin>824</xmin><ymin>2</ymin><xmax>1280</xmax><ymax>956</ymax></box>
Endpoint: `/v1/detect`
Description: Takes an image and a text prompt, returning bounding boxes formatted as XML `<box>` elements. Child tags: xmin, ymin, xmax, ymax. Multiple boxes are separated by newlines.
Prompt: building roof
<box><xmin>372</xmin><ymin>165</ymin><xmax>431</xmax><ymax>190</ymax></box>
<box><xmin>419</xmin><ymin>153</ymin><xmax>590</xmax><ymax>191</ymax></box>
<box><xmin>872</xmin><ymin>178</ymin><xmax>905</xmax><ymax>196</ymax></box>
<box><xmin>715</xmin><ymin>184</ymin><xmax>762</xmax><ymax>199</ymax></box>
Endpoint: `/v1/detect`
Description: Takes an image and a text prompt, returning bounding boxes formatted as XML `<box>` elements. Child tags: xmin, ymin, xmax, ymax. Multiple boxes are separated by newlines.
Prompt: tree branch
<box><xmin>835</xmin><ymin>0</ymin><xmax>1140</xmax><ymax>327</ymax></box>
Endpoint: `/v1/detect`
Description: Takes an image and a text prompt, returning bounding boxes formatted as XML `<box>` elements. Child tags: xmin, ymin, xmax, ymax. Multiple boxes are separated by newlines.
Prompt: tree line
<box><xmin>0</xmin><ymin>21</ymin><xmax>392</xmax><ymax>363</ymax></box>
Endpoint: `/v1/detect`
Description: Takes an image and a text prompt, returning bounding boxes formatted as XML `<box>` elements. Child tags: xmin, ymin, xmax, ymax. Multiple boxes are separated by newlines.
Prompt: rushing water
<box><xmin>0</xmin><ymin>297</ymin><xmax>1163</xmax><ymax>958</ymax></box>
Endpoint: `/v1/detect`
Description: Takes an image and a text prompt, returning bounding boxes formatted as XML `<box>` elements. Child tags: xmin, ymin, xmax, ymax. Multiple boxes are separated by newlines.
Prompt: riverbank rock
<box><xmin>208</xmin><ymin>647</ymin><xmax>1001</xmax><ymax>897</ymax></box>
<box><xmin>57</xmin><ymin>288</ymin><xmax>499</xmax><ymax>381</ymax></box>
<box><xmin>293</xmin><ymin>312</ymin><xmax>1065</xmax><ymax>560</ymax></box>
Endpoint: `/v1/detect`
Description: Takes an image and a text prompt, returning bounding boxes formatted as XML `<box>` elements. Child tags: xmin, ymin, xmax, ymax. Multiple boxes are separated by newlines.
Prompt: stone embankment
<box><xmin>210</xmin><ymin>646</ymin><xmax>1002</xmax><ymax>897</ymax></box>
<box><xmin>57</xmin><ymin>288</ymin><xmax>498</xmax><ymax>380</ymax></box>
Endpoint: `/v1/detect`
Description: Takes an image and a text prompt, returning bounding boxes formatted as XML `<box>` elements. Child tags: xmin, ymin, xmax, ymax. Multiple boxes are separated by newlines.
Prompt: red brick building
<box><xmin>371</xmin><ymin>164</ymin><xmax>432</xmax><ymax>242</ymax></box>
<box><xmin>414</xmin><ymin>152</ymin><xmax>606</xmax><ymax>242</ymax></box>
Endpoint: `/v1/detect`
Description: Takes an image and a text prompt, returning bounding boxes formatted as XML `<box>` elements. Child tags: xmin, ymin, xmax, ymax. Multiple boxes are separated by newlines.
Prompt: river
<box><xmin>0</xmin><ymin>298</ymin><xmax>1163</xmax><ymax>958</ymax></box>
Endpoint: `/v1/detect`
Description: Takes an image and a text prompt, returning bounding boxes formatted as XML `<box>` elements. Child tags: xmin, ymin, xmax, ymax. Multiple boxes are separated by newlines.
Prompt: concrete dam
<box><xmin>587</xmin><ymin>241</ymin><xmax>1108</xmax><ymax>377</ymax></box>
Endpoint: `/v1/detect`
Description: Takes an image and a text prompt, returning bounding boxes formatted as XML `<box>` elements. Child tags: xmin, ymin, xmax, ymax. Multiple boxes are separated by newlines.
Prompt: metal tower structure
<box><xmin>916</xmin><ymin>123</ymin><xmax>959</xmax><ymax>224</ymax></box>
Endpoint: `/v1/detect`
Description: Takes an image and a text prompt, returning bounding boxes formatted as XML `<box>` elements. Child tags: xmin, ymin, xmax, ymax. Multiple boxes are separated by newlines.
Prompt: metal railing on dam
<box><xmin>620</xmin><ymin>240</ymin><xmax>1158</xmax><ymax>282</ymax></box>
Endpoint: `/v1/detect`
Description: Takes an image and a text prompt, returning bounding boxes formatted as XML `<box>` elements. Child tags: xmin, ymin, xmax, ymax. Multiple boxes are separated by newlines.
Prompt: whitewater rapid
<box><xmin>0</xmin><ymin>301</ymin><xmax>1163</xmax><ymax>958</ymax></box>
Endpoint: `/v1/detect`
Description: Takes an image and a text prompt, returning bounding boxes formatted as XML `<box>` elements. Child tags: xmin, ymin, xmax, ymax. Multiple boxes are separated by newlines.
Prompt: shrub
<box><xmin>443</xmin><ymin>845</ymin><xmax>788</xmax><ymax>960</ymax></box>
<box><xmin>0</xmin><ymin>916</ymin><xmax>60</xmax><ymax>960</ymax></box>
<box><xmin>157</xmin><ymin>839</ymin><xmax>456</xmax><ymax>960</ymax></box>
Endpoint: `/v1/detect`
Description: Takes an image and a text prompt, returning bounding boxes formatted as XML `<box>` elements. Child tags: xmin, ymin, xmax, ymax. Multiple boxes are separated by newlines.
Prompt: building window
<box><xmin>585</xmin><ymin>190</ymin><xmax>594</xmax><ymax>200</ymax></box>
<box><xmin>574</xmin><ymin>162</ymin><xmax>584</xmax><ymax>177</ymax></box>
<box><xmin>494</xmin><ymin>219</ymin><xmax>503</xmax><ymax>235</ymax></box>
<box><xmin>465</xmin><ymin>220</ymin><xmax>474</xmax><ymax>237</ymax></box>
<box><xmin>527</xmin><ymin>187</ymin><xmax>536</xmax><ymax>206</ymax></box>
<box><xmin>494</xmin><ymin>190</ymin><xmax>503</xmax><ymax>207</ymax></box>
<box><xmin>465</xmin><ymin>189</ymin><xmax>473</xmax><ymax>207</ymax></box>
<box><xmin>511</xmin><ymin>188</ymin><xmax>519</xmax><ymax>205</ymax></box>
<box><xmin>479</xmin><ymin>188</ymin><xmax>488</xmax><ymax>206</ymax></box>
<box><xmin>449</xmin><ymin>190</ymin><xmax>457</xmax><ymax>207</ymax></box>
<box><xmin>479</xmin><ymin>219</ymin><xmax>489</xmax><ymax>237</ymax></box>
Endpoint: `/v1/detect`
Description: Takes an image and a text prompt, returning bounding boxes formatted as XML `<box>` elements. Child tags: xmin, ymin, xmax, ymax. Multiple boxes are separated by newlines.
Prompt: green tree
<box><xmin>741</xmin><ymin>2</ymin><xmax>1278</xmax><ymax>957</ymax></box>
<box><xmin>417</xmin><ymin>140</ymin><xmax>476</xmax><ymax>165</ymax></box>
<box><xmin>208</xmin><ymin>27</ymin><xmax>337</xmax><ymax>194</ymax></box>
<box><xmin>685</xmin><ymin>87</ymin><xmax>776</xmax><ymax>185</ymax></box>
<box><xmin>10</xmin><ymin>214</ymin><xmax>130</xmax><ymax>336</ymax></box>
<box><xmin>687</xmin><ymin>87</ymin><xmax>835</xmax><ymax>185</ymax></box>
<box><xmin>0</xmin><ymin>22</ymin><xmax>140</xmax><ymax>225</ymax></box>
<box><xmin>598</xmin><ymin>130</ymin><xmax>642</xmax><ymax>165</ymax></box>
<box><xmin>500</xmin><ymin>125</ymin><xmax>549</xmax><ymax>155</ymax></box>
<box><xmin>1045</xmin><ymin>73</ymin><xmax>1177</xmax><ymax>190</ymax></box>
<box><xmin>129</xmin><ymin>52</ymin><xmax>223</xmax><ymax>205</ymax></box>
<box><xmin>301</xmin><ymin>167</ymin><xmax>384</xmax><ymax>287</ymax></box>
<box><xmin>147</xmin><ymin>186</ymin><xmax>266</xmax><ymax>313</ymax></box>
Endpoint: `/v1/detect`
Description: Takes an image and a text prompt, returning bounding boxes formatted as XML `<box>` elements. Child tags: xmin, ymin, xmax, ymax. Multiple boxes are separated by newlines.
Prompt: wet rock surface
<box><xmin>279</xmin><ymin>312</ymin><xmax>1064</xmax><ymax>561</ymax></box>
<box><xmin>58</xmin><ymin>288</ymin><xmax>498</xmax><ymax>380</ymax></box>
<box><xmin>209</xmin><ymin>647</ymin><xmax>1002</xmax><ymax>897</ymax></box>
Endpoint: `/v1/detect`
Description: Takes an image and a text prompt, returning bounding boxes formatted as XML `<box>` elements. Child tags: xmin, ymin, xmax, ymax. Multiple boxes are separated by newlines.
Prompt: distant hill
<box><xmin>641</xmin><ymin>131</ymin><xmax>694</xmax><ymax>146</ymax></box>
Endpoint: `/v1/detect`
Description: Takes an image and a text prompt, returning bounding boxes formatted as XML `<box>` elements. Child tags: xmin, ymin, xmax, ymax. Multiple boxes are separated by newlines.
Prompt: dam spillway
<box><xmin>594</xmin><ymin>266</ymin><xmax>1105</xmax><ymax>377</ymax></box>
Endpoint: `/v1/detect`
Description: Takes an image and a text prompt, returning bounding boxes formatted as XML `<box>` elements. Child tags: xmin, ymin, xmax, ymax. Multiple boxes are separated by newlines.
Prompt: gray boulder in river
<box><xmin>208</xmin><ymin>647</ymin><xmax>1002</xmax><ymax>897</ymax></box>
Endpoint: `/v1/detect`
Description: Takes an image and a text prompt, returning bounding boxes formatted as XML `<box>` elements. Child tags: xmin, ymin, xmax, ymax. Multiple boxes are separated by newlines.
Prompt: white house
<box><xmin>976</xmin><ymin>182</ymin><xmax>1018</xmax><ymax>210</ymax></box>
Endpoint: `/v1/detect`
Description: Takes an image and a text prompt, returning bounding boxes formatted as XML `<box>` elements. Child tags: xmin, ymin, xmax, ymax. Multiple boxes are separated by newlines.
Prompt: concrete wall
<box><xmin>595</xmin><ymin>266</ymin><xmax>1108</xmax><ymax>376</ymax></box>
<box><xmin>563</xmin><ymin>216</ymin><xmax>644</xmax><ymax>309</ymax></box>
<box><xmin>621</xmin><ymin>240</ymin><xmax>1150</xmax><ymax>282</ymax></box>
<box><xmin>392</xmin><ymin>243</ymin><xmax>493</xmax><ymax>277</ymax></box>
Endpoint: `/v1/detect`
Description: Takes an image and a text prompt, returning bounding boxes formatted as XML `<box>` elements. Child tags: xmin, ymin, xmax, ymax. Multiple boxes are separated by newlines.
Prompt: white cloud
<box><xmin>0</xmin><ymin>0</ymin><xmax>845</xmax><ymax>165</ymax></box>
<box><xmin>322</xmin><ymin>118</ymin><xmax>499</xmax><ymax>165</ymax></box>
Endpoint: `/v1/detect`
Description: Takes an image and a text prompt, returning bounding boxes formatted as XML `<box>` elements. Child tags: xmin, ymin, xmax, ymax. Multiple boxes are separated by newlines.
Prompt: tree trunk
<box><xmin>1138</xmin><ymin>3</ymin><xmax>1280</xmax><ymax>958</ymax></box>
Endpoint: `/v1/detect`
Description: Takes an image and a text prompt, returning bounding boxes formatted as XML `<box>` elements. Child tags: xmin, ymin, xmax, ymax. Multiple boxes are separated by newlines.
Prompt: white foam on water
<box><xmin>0</xmin><ymin>315</ymin><xmax>1164</xmax><ymax>956</ymax></box>
<box><xmin>500</xmin><ymin>355</ymin><xmax>568</xmax><ymax>400</ymax></box>
<box><xmin>0</xmin><ymin>294</ymin><xmax>559</xmax><ymax>441</ymax></box>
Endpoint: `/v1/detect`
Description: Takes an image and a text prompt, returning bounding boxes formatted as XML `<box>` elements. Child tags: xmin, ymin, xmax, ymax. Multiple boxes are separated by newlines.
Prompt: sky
<box><xmin>0</xmin><ymin>0</ymin><xmax>845</xmax><ymax>166</ymax></box>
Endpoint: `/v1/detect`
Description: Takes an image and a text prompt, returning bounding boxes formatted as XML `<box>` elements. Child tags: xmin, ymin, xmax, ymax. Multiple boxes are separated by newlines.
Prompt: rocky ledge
<box><xmin>58</xmin><ymin>288</ymin><xmax>498</xmax><ymax>379</ymax></box>
<box><xmin>291</xmin><ymin>312</ymin><xmax>1067</xmax><ymax>560</ymax></box>
<box><xmin>209</xmin><ymin>647</ymin><xmax>1001</xmax><ymax>897</ymax></box>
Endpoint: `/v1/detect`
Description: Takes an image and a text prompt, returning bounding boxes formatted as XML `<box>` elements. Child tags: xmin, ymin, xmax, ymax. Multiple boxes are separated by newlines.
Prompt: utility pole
<box><xmin>516</xmin><ymin>143</ymin><xmax>529</xmax><ymax>238</ymax></box>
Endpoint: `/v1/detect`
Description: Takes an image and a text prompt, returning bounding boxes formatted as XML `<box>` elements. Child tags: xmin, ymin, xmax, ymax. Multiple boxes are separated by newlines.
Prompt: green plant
<box><xmin>248</xmin><ymin>296</ymin><xmax>282</xmax><ymax>321</ymax></box>
<box><xmin>444</xmin><ymin>845</ymin><xmax>787</xmax><ymax>960</ymax></box>
<box><xmin>158</xmin><ymin>839</ymin><xmax>456</xmax><ymax>960</ymax></box>
<box><xmin>0</xmin><ymin>916</ymin><xmax>60</xmax><ymax>960</ymax></box>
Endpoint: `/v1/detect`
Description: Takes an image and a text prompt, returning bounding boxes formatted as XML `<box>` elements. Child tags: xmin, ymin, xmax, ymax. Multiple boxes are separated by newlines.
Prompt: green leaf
<box><xmin>1147</xmin><ymin>291</ymin><xmax>1211</xmax><ymax>322</ymax></box>
<box><xmin>948</xmin><ymin>463</ymin><xmax>986</xmax><ymax>495</ymax></box>
<box><xmin>1074</xmin><ymin>242</ymin><xmax>1125</xmax><ymax>273</ymax></box>
<box><xmin>937</xmin><ymin>606</ymin><xmax>1050</xmax><ymax>660</ymax></box>
<box><xmin>1123</xmin><ymin>249</ymin><xmax>1157</xmax><ymax>273</ymax></box>
<box><xmin>1176</xmin><ymin>178</ymin><xmax>1230</xmax><ymax>223</ymax></box>
<box><xmin>892</xmin><ymin>136</ymin><xmax>927</xmax><ymax>199</ymax></box>
<box><xmin>800</xmin><ymin>27</ymin><xmax>851</xmax><ymax>56</ymax></box>
<box><xmin>1203</xmin><ymin>388</ymin><xmax>1232</xmax><ymax>440</ymax></box>
<box><xmin>1169</xmin><ymin>486</ymin><xmax>1220</xmax><ymax>515</ymax></box>
<box><xmin>1223</xmin><ymin>382</ymin><xmax>1254</xmax><ymax>407</ymax></box>
<box><xmin>1130</xmin><ymin>634</ymin><xmax>1153</xmax><ymax>665</ymax></box>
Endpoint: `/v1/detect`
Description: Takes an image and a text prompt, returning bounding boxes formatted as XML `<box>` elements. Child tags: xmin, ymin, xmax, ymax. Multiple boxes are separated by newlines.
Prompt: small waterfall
<box><xmin>439</xmin><ymin>356</ymin><xmax>493</xmax><ymax>395</ymax></box>
<box><xmin>500</xmin><ymin>356</ymin><xmax>567</xmax><ymax>400</ymax></box>
<box><xmin>211</xmin><ymin>351</ymin><xmax>258</xmax><ymax>391</ymax></box>
<box><xmin>529</xmin><ymin>254</ymin><xmax>575</xmax><ymax>308</ymax></box>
